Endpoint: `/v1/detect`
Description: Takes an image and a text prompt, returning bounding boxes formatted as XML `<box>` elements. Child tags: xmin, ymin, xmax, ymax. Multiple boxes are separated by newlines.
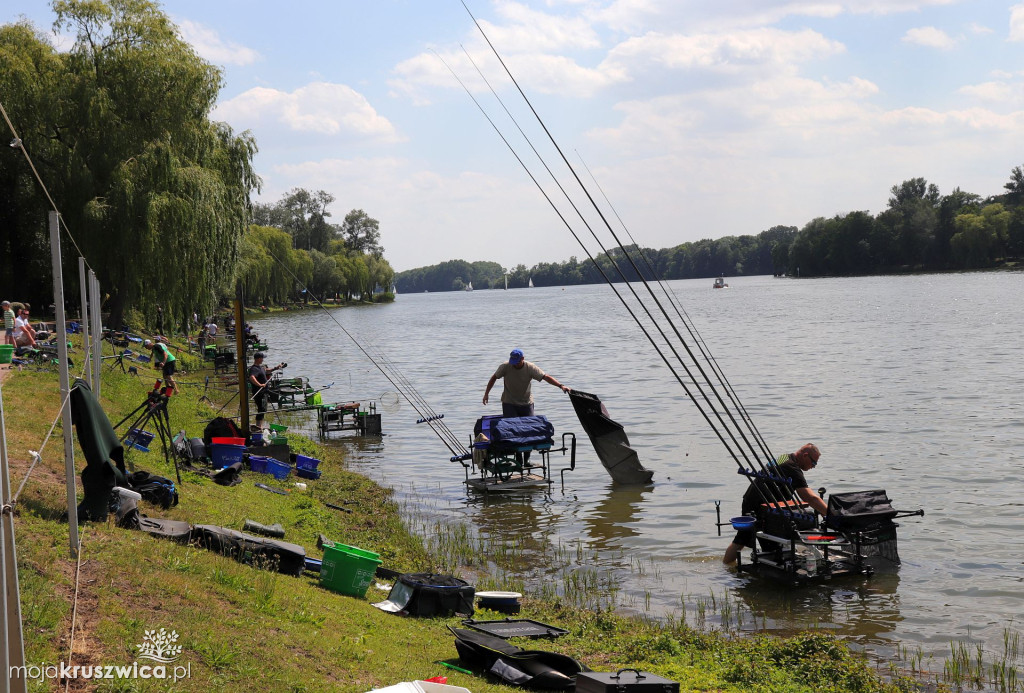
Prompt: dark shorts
<box><xmin>4</xmin><ymin>328</ymin><xmax>12</xmax><ymax>337</ymax></box>
<box><xmin>733</xmin><ymin>528</ymin><xmax>756</xmax><ymax>549</ymax></box>
<box><xmin>162</xmin><ymin>360</ymin><xmax>177</xmax><ymax>378</ymax></box>
<box><xmin>502</xmin><ymin>402</ymin><xmax>535</xmax><ymax>417</ymax></box>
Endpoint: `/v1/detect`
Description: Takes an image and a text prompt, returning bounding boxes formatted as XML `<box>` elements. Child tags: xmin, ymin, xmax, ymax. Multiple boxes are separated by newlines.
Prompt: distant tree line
<box><xmin>395</xmin><ymin>169</ymin><xmax>1024</xmax><ymax>292</ymax></box>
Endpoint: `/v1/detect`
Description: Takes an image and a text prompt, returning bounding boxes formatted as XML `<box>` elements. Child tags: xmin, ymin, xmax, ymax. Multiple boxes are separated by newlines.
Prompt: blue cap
<box><xmin>509</xmin><ymin>349</ymin><xmax>524</xmax><ymax>365</ymax></box>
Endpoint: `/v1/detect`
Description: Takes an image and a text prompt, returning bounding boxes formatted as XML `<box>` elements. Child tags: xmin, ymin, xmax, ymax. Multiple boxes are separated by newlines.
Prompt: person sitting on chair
<box><xmin>144</xmin><ymin>339</ymin><xmax>177</xmax><ymax>393</ymax></box>
<box><xmin>723</xmin><ymin>443</ymin><xmax>828</xmax><ymax>565</ymax></box>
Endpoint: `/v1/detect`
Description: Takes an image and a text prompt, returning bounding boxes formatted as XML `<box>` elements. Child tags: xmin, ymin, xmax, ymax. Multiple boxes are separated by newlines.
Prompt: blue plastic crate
<box><xmin>125</xmin><ymin>428</ymin><xmax>155</xmax><ymax>452</ymax></box>
<box><xmin>264</xmin><ymin>457</ymin><xmax>291</xmax><ymax>480</ymax></box>
<box><xmin>294</xmin><ymin>454</ymin><xmax>320</xmax><ymax>471</ymax></box>
<box><xmin>296</xmin><ymin>467</ymin><xmax>321</xmax><ymax>480</ymax></box>
<box><xmin>248</xmin><ymin>455</ymin><xmax>269</xmax><ymax>474</ymax></box>
<box><xmin>210</xmin><ymin>443</ymin><xmax>246</xmax><ymax>468</ymax></box>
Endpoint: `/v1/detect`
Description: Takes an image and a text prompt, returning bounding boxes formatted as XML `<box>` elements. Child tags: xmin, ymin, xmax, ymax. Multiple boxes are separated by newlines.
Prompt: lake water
<box><xmin>251</xmin><ymin>272</ymin><xmax>1023</xmax><ymax>671</ymax></box>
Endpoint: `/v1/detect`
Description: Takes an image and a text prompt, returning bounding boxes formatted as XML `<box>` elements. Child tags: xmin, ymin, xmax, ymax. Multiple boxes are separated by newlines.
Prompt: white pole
<box><xmin>89</xmin><ymin>272</ymin><xmax>102</xmax><ymax>397</ymax></box>
<box><xmin>78</xmin><ymin>257</ymin><xmax>91</xmax><ymax>387</ymax></box>
<box><xmin>49</xmin><ymin>211</ymin><xmax>79</xmax><ymax>558</ymax></box>
<box><xmin>0</xmin><ymin>378</ymin><xmax>29</xmax><ymax>693</ymax></box>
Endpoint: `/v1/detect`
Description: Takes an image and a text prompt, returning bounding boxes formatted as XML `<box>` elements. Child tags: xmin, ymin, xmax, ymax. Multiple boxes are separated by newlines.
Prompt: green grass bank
<box><xmin>1</xmin><ymin>342</ymin><xmax>925</xmax><ymax>693</ymax></box>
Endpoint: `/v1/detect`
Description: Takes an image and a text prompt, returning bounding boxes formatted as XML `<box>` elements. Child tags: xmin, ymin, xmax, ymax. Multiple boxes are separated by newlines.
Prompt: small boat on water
<box><xmin>465</xmin><ymin>281</ymin><xmax>473</xmax><ymax>292</ymax></box>
<box><xmin>713</xmin><ymin>276</ymin><xmax>729</xmax><ymax>289</ymax></box>
<box><xmin>528</xmin><ymin>277</ymin><xmax>534</xmax><ymax>288</ymax></box>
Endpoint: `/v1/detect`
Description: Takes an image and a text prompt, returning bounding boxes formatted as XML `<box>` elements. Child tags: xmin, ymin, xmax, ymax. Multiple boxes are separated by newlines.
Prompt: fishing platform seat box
<box><xmin>825</xmin><ymin>489</ymin><xmax>902</xmax><ymax>564</ymax></box>
<box><xmin>576</xmin><ymin>669</ymin><xmax>680</xmax><ymax>693</ymax></box>
<box><xmin>388</xmin><ymin>573</ymin><xmax>475</xmax><ymax>618</ymax></box>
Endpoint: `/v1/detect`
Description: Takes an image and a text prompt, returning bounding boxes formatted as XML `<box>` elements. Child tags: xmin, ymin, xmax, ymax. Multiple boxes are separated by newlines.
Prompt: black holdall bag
<box><xmin>127</xmin><ymin>471</ymin><xmax>179</xmax><ymax>509</ymax></box>
<box><xmin>390</xmin><ymin>573</ymin><xmax>475</xmax><ymax>617</ymax></box>
<box><xmin>575</xmin><ymin>669</ymin><xmax>680</xmax><ymax>693</ymax></box>
<box><xmin>450</xmin><ymin>627</ymin><xmax>586</xmax><ymax>690</ymax></box>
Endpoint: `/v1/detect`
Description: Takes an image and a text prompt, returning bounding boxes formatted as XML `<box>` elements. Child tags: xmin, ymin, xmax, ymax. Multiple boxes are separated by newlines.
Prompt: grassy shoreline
<box><xmin>2</xmin><ymin>343</ymin><xmax>926</xmax><ymax>692</ymax></box>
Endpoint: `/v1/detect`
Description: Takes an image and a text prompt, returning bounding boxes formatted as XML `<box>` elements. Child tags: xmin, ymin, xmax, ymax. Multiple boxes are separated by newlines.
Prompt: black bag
<box><xmin>392</xmin><ymin>573</ymin><xmax>475</xmax><ymax>617</ymax></box>
<box><xmin>127</xmin><ymin>471</ymin><xmax>179</xmax><ymax>509</ymax></box>
<box><xmin>138</xmin><ymin>517</ymin><xmax>193</xmax><ymax>544</ymax></box>
<box><xmin>192</xmin><ymin>525</ymin><xmax>306</xmax><ymax>576</ymax></box>
<box><xmin>203</xmin><ymin>416</ymin><xmax>243</xmax><ymax>447</ymax></box>
<box><xmin>451</xmin><ymin>627</ymin><xmax>586</xmax><ymax>690</ymax></box>
<box><xmin>575</xmin><ymin>669</ymin><xmax>679</xmax><ymax>693</ymax></box>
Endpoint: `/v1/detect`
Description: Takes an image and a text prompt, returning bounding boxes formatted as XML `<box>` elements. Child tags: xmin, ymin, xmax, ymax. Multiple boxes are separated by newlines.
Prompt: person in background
<box><xmin>206</xmin><ymin>319</ymin><xmax>218</xmax><ymax>338</ymax></box>
<box><xmin>247</xmin><ymin>352</ymin><xmax>283</xmax><ymax>431</ymax></box>
<box><xmin>144</xmin><ymin>339</ymin><xmax>177</xmax><ymax>393</ymax></box>
<box><xmin>723</xmin><ymin>443</ymin><xmax>828</xmax><ymax>564</ymax></box>
<box><xmin>482</xmin><ymin>348</ymin><xmax>570</xmax><ymax>416</ymax></box>
<box><xmin>3</xmin><ymin>301</ymin><xmax>15</xmax><ymax>345</ymax></box>
<box><xmin>155</xmin><ymin>304</ymin><xmax>164</xmax><ymax>335</ymax></box>
<box><xmin>13</xmin><ymin>307</ymin><xmax>37</xmax><ymax>348</ymax></box>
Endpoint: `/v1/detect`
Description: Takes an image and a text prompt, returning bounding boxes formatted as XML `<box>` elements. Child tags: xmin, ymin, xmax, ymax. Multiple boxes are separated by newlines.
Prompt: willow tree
<box><xmin>3</xmin><ymin>0</ymin><xmax>259</xmax><ymax>326</ymax></box>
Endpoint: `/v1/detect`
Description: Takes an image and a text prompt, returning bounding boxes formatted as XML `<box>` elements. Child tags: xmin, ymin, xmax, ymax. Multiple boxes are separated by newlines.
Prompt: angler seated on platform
<box><xmin>723</xmin><ymin>444</ymin><xmax>828</xmax><ymax>565</ymax></box>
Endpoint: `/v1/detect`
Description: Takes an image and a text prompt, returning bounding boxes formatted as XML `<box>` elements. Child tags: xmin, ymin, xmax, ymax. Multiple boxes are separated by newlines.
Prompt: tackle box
<box><xmin>575</xmin><ymin>669</ymin><xmax>680</xmax><ymax>693</ymax></box>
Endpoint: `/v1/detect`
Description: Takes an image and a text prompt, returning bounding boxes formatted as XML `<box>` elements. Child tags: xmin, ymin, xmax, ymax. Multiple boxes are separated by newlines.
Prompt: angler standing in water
<box><xmin>482</xmin><ymin>348</ymin><xmax>570</xmax><ymax>416</ymax></box>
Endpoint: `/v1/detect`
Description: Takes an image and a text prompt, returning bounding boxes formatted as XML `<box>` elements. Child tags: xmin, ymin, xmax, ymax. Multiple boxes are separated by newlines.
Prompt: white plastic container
<box><xmin>113</xmin><ymin>486</ymin><xmax>142</xmax><ymax>501</ymax></box>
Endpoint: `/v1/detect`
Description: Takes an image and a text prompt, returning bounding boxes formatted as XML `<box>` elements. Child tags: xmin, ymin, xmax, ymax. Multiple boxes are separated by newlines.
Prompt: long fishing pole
<box><xmin>574</xmin><ymin>152</ymin><xmax>777</xmax><ymax>467</ymax></box>
<box><xmin>450</xmin><ymin>36</ymin><xmax>766</xmax><ymax>473</ymax></box>
<box><xmin>431</xmin><ymin>50</ymin><xmax>751</xmax><ymax>468</ymax></box>
<box><xmin>456</xmin><ymin>2</ymin><xmax>802</xmax><ymax>514</ymax></box>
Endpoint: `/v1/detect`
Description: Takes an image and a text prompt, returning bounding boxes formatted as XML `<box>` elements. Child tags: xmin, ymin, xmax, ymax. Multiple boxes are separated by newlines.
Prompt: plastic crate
<box><xmin>212</xmin><ymin>436</ymin><xmax>246</xmax><ymax>446</ymax></box>
<box><xmin>296</xmin><ymin>467</ymin><xmax>321</xmax><ymax>480</ymax></box>
<box><xmin>320</xmin><ymin>541</ymin><xmax>381</xmax><ymax>597</ymax></box>
<box><xmin>264</xmin><ymin>457</ymin><xmax>291</xmax><ymax>480</ymax></box>
<box><xmin>210</xmin><ymin>443</ymin><xmax>246</xmax><ymax>468</ymax></box>
<box><xmin>269</xmin><ymin>423</ymin><xmax>288</xmax><ymax>433</ymax></box>
<box><xmin>270</xmin><ymin>435</ymin><xmax>287</xmax><ymax>445</ymax></box>
<box><xmin>294</xmin><ymin>454</ymin><xmax>320</xmax><ymax>471</ymax></box>
<box><xmin>125</xmin><ymin>428</ymin><xmax>155</xmax><ymax>452</ymax></box>
<box><xmin>248</xmin><ymin>455</ymin><xmax>269</xmax><ymax>474</ymax></box>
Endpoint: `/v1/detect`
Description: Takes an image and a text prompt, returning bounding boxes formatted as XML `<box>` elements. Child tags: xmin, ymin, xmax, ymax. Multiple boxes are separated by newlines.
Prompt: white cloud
<box><xmin>176</xmin><ymin>19</ymin><xmax>260</xmax><ymax>66</ymax></box>
<box><xmin>486</xmin><ymin>0</ymin><xmax>601</xmax><ymax>52</ymax></box>
<box><xmin>958</xmin><ymin>81</ymin><xmax>1019</xmax><ymax>104</ymax></box>
<box><xmin>902</xmin><ymin>26</ymin><xmax>958</xmax><ymax>49</ymax></box>
<box><xmin>968</xmin><ymin>22</ymin><xmax>994</xmax><ymax>35</ymax></box>
<box><xmin>1011</xmin><ymin>3</ymin><xmax>1024</xmax><ymax>41</ymax></box>
<box><xmin>214</xmin><ymin>83</ymin><xmax>401</xmax><ymax>141</ymax></box>
<box><xmin>604</xmin><ymin>28</ymin><xmax>845</xmax><ymax>75</ymax></box>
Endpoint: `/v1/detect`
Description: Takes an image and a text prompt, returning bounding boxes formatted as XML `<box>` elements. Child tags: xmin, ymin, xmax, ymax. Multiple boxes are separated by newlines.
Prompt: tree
<box><xmin>0</xmin><ymin>0</ymin><xmax>259</xmax><ymax>325</ymax></box>
<box><xmin>886</xmin><ymin>178</ymin><xmax>940</xmax><ymax>266</ymax></box>
<box><xmin>277</xmin><ymin>188</ymin><xmax>335</xmax><ymax>252</ymax></box>
<box><xmin>341</xmin><ymin>209</ymin><xmax>382</xmax><ymax>255</ymax></box>
<box><xmin>951</xmin><ymin>203</ymin><xmax>1010</xmax><ymax>268</ymax></box>
<box><xmin>1004</xmin><ymin>165</ymin><xmax>1024</xmax><ymax>207</ymax></box>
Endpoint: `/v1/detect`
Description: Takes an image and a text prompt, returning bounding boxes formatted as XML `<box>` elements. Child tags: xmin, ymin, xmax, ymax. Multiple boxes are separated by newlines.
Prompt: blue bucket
<box><xmin>295</xmin><ymin>454</ymin><xmax>320</xmax><ymax>471</ymax></box>
<box><xmin>264</xmin><ymin>457</ymin><xmax>291</xmax><ymax>480</ymax></box>
<box><xmin>730</xmin><ymin>516</ymin><xmax>756</xmax><ymax>531</ymax></box>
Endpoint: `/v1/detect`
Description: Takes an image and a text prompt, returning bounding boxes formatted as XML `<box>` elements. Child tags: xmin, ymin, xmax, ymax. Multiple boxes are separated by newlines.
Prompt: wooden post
<box><xmin>235</xmin><ymin>284</ymin><xmax>249</xmax><ymax>432</ymax></box>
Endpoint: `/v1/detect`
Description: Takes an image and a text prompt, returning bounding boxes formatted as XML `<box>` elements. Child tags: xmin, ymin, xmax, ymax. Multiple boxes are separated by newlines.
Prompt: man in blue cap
<box><xmin>482</xmin><ymin>348</ymin><xmax>570</xmax><ymax>416</ymax></box>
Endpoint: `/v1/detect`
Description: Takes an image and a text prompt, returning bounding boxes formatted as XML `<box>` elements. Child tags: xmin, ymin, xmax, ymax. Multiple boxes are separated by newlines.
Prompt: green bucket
<box><xmin>268</xmin><ymin>423</ymin><xmax>288</xmax><ymax>433</ymax></box>
<box><xmin>0</xmin><ymin>344</ymin><xmax>12</xmax><ymax>364</ymax></box>
<box><xmin>305</xmin><ymin>391</ymin><xmax>323</xmax><ymax>406</ymax></box>
<box><xmin>320</xmin><ymin>541</ymin><xmax>381</xmax><ymax>598</ymax></box>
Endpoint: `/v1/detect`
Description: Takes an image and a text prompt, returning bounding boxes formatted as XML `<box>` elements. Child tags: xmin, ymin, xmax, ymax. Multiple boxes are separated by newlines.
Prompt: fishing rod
<box><xmin>447</xmin><ymin>34</ymin><xmax>775</xmax><ymax>483</ymax></box>
<box><xmin>574</xmin><ymin>152</ymin><xmax>777</xmax><ymax>468</ymax></box>
<box><xmin>261</xmin><ymin>248</ymin><xmax>469</xmax><ymax>458</ymax></box>
<box><xmin>455</xmin><ymin>3</ymin><xmax>804</xmax><ymax>515</ymax></box>
<box><xmin>432</xmin><ymin>49</ymin><xmax>755</xmax><ymax>470</ymax></box>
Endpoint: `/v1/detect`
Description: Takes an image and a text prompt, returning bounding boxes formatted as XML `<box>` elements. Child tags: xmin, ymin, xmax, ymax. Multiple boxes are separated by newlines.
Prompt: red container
<box><xmin>211</xmin><ymin>436</ymin><xmax>246</xmax><ymax>446</ymax></box>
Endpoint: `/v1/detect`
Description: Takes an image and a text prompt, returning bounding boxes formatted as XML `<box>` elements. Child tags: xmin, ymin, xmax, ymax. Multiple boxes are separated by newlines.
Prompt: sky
<box><xmin>3</xmin><ymin>1</ymin><xmax>1023</xmax><ymax>272</ymax></box>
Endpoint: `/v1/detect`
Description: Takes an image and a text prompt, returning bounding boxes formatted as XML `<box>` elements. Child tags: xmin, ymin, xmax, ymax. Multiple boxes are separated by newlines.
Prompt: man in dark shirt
<box><xmin>723</xmin><ymin>443</ymin><xmax>828</xmax><ymax>564</ymax></box>
<box><xmin>247</xmin><ymin>352</ymin><xmax>282</xmax><ymax>430</ymax></box>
